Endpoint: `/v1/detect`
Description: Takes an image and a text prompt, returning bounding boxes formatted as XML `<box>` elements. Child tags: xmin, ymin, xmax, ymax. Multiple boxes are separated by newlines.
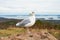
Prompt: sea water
<box><xmin>0</xmin><ymin>15</ymin><xmax>60</xmax><ymax>20</ymax></box>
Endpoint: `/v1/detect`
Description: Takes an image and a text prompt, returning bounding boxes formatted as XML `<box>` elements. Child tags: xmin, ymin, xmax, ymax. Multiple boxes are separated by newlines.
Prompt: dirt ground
<box><xmin>0</xmin><ymin>29</ymin><xmax>58</xmax><ymax>40</ymax></box>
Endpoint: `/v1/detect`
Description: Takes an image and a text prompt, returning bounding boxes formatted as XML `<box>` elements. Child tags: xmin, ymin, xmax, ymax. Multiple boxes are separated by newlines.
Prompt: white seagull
<box><xmin>16</xmin><ymin>12</ymin><xmax>36</xmax><ymax>34</ymax></box>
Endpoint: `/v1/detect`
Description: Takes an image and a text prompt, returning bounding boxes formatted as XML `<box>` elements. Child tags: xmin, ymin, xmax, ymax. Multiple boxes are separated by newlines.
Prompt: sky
<box><xmin>0</xmin><ymin>0</ymin><xmax>60</xmax><ymax>15</ymax></box>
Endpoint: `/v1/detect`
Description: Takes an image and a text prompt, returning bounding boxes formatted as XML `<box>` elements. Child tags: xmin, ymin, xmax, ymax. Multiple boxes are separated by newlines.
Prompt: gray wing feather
<box><xmin>18</xmin><ymin>19</ymin><xmax>31</xmax><ymax>26</ymax></box>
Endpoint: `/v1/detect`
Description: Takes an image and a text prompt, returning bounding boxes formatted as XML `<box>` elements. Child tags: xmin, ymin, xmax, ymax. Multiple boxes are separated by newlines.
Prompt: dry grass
<box><xmin>0</xmin><ymin>28</ymin><xmax>25</xmax><ymax>37</ymax></box>
<box><xmin>0</xmin><ymin>27</ymin><xmax>47</xmax><ymax>37</ymax></box>
<box><xmin>48</xmin><ymin>29</ymin><xmax>60</xmax><ymax>40</ymax></box>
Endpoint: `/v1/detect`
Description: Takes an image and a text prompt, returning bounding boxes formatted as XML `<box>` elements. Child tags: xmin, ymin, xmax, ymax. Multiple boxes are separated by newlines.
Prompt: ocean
<box><xmin>0</xmin><ymin>15</ymin><xmax>60</xmax><ymax>20</ymax></box>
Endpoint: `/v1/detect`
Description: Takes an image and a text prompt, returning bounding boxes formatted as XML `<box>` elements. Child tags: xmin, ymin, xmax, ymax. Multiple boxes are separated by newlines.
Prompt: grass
<box><xmin>0</xmin><ymin>28</ymin><xmax>25</xmax><ymax>37</ymax></box>
<box><xmin>48</xmin><ymin>29</ymin><xmax>60</xmax><ymax>40</ymax></box>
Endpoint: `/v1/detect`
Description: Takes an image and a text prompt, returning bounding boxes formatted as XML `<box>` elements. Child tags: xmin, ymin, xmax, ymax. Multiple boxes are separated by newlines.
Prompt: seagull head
<box><xmin>29</xmin><ymin>12</ymin><xmax>35</xmax><ymax>16</ymax></box>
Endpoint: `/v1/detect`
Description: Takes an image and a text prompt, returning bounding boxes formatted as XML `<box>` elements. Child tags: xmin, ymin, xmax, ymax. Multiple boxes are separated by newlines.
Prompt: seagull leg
<box><xmin>26</xmin><ymin>27</ymin><xmax>33</xmax><ymax>37</ymax></box>
<box><xmin>26</xmin><ymin>27</ymin><xmax>31</xmax><ymax>34</ymax></box>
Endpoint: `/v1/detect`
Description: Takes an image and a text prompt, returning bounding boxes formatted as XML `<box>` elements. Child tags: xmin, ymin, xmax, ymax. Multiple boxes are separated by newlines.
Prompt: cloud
<box><xmin>0</xmin><ymin>6</ymin><xmax>25</xmax><ymax>12</ymax></box>
<box><xmin>0</xmin><ymin>0</ymin><xmax>60</xmax><ymax>13</ymax></box>
<box><xmin>0</xmin><ymin>7</ymin><xmax>12</xmax><ymax>12</ymax></box>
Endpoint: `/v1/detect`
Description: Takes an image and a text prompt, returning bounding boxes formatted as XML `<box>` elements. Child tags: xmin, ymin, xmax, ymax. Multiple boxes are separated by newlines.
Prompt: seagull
<box><xmin>16</xmin><ymin>12</ymin><xmax>36</xmax><ymax>34</ymax></box>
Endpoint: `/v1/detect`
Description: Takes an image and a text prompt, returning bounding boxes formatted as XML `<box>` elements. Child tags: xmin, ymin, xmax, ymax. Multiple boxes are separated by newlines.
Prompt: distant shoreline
<box><xmin>0</xmin><ymin>15</ymin><xmax>60</xmax><ymax>20</ymax></box>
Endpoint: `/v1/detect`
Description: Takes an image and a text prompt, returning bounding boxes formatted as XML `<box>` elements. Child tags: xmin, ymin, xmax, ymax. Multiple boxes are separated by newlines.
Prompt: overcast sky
<box><xmin>0</xmin><ymin>0</ymin><xmax>60</xmax><ymax>15</ymax></box>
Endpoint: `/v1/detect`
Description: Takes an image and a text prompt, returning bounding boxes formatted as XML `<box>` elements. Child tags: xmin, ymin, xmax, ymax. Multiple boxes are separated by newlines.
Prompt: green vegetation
<box><xmin>33</xmin><ymin>20</ymin><xmax>60</xmax><ymax>29</ymax></box>
<box><xmin>0</xmin><ymin>20</ymin><xmax>60</xmax><ymax>29</ymax></box>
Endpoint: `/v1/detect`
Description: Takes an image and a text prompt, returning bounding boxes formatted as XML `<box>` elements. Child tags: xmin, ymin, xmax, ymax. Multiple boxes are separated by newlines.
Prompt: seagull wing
<box><xmin>16</xmin><ymin>18</ymin><xmax>31</xmax><ymax>26</ymax></box>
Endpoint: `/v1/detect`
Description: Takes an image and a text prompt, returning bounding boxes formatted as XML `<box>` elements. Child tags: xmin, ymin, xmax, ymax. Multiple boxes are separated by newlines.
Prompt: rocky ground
<box><xmin>0</xmin><ymin>29</ymin><xmax>58</xmax><ymax>40</ymax></box>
